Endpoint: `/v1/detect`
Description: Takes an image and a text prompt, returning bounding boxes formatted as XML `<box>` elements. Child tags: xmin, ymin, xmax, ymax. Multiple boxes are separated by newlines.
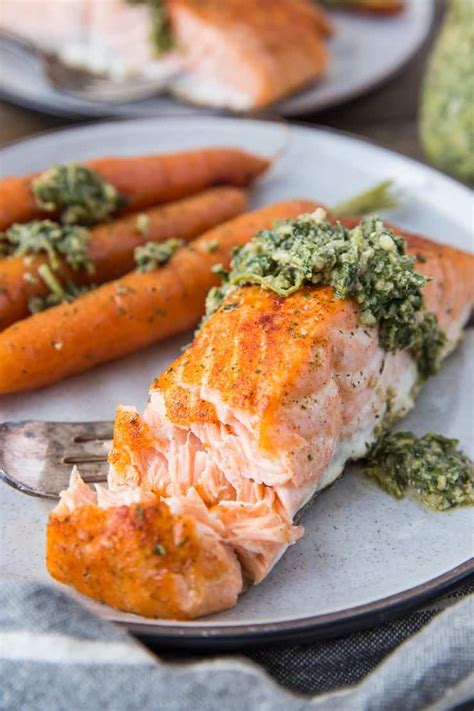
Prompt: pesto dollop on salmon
<box><xmin>206</xmin><ymin>208</ymin><xmax>446</xmax><ymax>378</ymax></box>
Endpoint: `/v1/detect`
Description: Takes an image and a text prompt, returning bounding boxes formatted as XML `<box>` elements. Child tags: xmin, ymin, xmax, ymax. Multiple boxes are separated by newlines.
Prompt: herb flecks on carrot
<box><xmin>135</xmin><ymin>239</ymin><xmax>185</xmax><ymax>272</ymax></box>
<box><xmin>0</xmin><ymin>186</ymin><xmax>247</xmax><ymax>330</ymax></box>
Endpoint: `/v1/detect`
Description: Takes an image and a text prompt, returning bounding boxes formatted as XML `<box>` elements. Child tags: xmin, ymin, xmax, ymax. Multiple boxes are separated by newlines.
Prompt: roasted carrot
<box><xmin>0</xmin><ymin>200</ymin><xmax>317</xmax><ymax>394</ymax></box>
<box><xmin>0</xmin><ymin>148</ymin><xmax>269</xmax><ymax>231</ymax></box>
<box><xmin>0</xmin><ymin>186</ymin><xmax>247</xmax><ymax>330</ymax></box>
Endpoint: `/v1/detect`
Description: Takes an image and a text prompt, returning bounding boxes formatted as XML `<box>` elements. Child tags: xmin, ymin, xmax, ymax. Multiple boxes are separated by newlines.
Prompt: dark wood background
<box><xmin>0</xmin><ymin>1</ymin><xmax>444</xmax><ymax>163</ymax></box>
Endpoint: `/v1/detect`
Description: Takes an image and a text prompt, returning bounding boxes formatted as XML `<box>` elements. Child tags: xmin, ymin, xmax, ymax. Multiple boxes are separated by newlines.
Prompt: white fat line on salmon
<box><xmin>0</xmin><ymin>631</ymin><xmax>153</xmax><ymax>665</ymax></box>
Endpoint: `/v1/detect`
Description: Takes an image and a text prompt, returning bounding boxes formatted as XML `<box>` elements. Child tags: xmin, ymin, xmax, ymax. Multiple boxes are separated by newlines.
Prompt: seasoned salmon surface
<box><xmin>47</xmin><ymin>223</ymin><xmax>474</xmax><ymax>618</ymax></box>
<box><xmin>47</xmin><ymin>469</ymin><xmax>242</xmax><ymax>619</ymax></box>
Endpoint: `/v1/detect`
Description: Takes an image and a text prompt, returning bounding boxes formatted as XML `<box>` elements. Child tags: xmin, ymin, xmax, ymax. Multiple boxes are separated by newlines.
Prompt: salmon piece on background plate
<box><xmin>0</xmin><ymin>0</ymin><xmax>332</xmax><ymax>107</ymax></box>
<box><xmin>168</xmin><ymin>0</ymin><xmax>332</xmax><ymax>109</ymax></box>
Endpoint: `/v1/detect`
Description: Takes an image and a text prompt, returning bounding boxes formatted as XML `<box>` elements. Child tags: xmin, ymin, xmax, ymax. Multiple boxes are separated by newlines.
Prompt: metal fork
<box><xmin>0</xmin><ymin>421</ymin><xmax>114</xmax><ymax>500</ymax></box>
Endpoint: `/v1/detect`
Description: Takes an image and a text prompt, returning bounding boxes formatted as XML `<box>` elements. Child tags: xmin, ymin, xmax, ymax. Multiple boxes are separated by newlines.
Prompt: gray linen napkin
<box><xmin>1</xmin><ymin>580</ymin><xmax>473</xmax><ymax>711</ymax></box>
<box><xmin>241</xmin><ymin>582</ymin><xmax>474</xmax><ymax>695</ymax></box>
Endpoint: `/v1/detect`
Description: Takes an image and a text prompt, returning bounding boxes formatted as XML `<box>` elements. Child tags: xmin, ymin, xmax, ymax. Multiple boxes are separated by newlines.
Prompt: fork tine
<box><xmin>58</xmin><ymin>440</ymin><xmax>111</xmax><ymax>460</ymax></box>
<box><xmin>63</xmin><ymin>455</ymin><xmax>109</xmax><ymax>465</ymax></box>
<box><xmin>0</xmin><ymin>420</ymin><xmax>114</xmax><ymax>500</ymax></box>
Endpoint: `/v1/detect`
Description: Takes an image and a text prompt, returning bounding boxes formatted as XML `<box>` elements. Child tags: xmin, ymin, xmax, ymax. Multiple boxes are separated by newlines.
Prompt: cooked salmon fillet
<box><xmin>47</xmin><ymin>217</ymin><xmax>474</xmax><ymax>618</ymax></box>
<box><xmin>168</xmin><ymin>0</ymin><xmax>332</xmax><ymax>109</ymax></box>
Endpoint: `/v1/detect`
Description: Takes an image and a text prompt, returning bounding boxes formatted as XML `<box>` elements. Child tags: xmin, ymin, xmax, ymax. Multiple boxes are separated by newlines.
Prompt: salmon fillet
<box><xmin>47</xmin><ymin>217</ymin><xmax>474</xmax><ymax>618</ymax></box>
<box><xmin>169</xmin><ymin>0</ymin><xmax>332</xmax><ymax>109</ymax></box>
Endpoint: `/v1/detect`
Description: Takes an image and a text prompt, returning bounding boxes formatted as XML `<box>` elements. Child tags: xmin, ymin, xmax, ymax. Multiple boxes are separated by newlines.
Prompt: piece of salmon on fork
<box><xmin>47</xmin><ymin>213</ymin><xmax>474</xmax><ymax>619</ymax></box>
<box><xmin>47</xmin><ymin>467</ymin><xmax>243</xmax><ymax>620</ymax></box>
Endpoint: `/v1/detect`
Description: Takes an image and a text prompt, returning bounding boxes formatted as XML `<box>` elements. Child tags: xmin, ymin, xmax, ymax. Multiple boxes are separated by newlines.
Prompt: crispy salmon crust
<box><xmin>47</xmin><ymin>498</ymin><xmax>242</xmax><ymax>620</ymax></box>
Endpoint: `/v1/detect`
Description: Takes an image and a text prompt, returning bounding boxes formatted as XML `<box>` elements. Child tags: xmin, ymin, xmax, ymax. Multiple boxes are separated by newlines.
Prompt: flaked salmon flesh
<box><xmin>47</xmin><ymin>222</ymin><xmax>474</xmax><ymax>619</ymax></box>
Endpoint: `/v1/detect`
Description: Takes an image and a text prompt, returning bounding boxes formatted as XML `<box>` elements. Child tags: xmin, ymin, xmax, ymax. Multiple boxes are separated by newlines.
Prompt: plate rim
<box><xmin>1</xmin><ymin>114</ymin><xmax>472</xmax><ymax>648</ymax></box>
<box><xmin>1</xmin><ymin>115</ymin><xmax>471</xmax><ymax>203</ymax></box>
<box><xmin>0</xmin><ymin>0</ymin><xmax>433</xmax><ymax>119</ymax></box>
<box><xmin>119</xmin><ymin>559</ymin><xmax>474</xmax><ymax>648</ymax></box>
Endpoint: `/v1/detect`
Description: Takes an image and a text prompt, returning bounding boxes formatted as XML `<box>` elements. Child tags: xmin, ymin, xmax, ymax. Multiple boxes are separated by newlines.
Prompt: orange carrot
<box><xmin>0</xmin><ymin>200</ymin><xmax>317</xmax><ymax>393</ymax></box>
<box><xmin>0</xmin><ymin>186</ymin><xmax>247</xmax><ymax>330</ymax></box>
<box><xmin>0</xmin><ymin>147</ymin><xmax>269</xmax><ymax>231</ymax></box>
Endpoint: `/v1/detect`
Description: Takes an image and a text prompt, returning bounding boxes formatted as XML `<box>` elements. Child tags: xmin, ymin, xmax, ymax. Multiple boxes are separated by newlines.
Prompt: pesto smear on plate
<box><xmin>206</xmin><ymin>208</ymin><xmax>446</xmax><ymax>378</ymax></box>
<box><xmin>32</xmin><ymin>163</ymin><xmax>124</xmax><ymax>226</ymax></box>
<box><xmin>365</xmin><ymin>432</ymin><xmax>474</xmax><ymax>511</ymax></box>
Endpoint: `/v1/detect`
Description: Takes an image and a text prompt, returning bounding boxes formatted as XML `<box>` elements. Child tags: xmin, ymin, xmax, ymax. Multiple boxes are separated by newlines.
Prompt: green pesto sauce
<box><xmin>134</xmin><ymin>238</ymin><xmax>184</xmax><ymax>272</ymax></box>
<box><xmin>28</xmin><ymin>264</ymin><xmax>93</xmax><ymax>314</ymax></box>
<box><xmin>32</xmin><ymin>163</ymin><xmax>124</xmax><ymax>226</ymax></box>
<box><xmin>126</xmin><ymin>0</ymin><xmax>174</xmax><ymax>55</ymax></box>
<box><xmin>0</xmin><ymin>220</ymin><xmax>93</xmax><ymax>273</ymax></box>
<box><xmin>419</xmin><ymin>0</ymin><xmax>474</xmax><ymax>184</ymax></box>
<box><xmin>365</xmin><ymin>432</ymin><xmax>474</xmax><ymax>511</ymax></box>
<box><xmin>205</xmin><ymin>209</ymin><xmax>446</xmax><ymax>377</ymax></box>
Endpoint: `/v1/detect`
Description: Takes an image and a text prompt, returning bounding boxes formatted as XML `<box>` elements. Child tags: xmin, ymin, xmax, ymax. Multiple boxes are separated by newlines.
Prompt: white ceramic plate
<box><xmin>0</xmin><ymin>0</ymin><xmax>432</xmax><ymax>118</ymax></box>
<box><xmin>0</xmin><ymin>117</ymin><xmax>472</xmax><ymax>649</ymax></box>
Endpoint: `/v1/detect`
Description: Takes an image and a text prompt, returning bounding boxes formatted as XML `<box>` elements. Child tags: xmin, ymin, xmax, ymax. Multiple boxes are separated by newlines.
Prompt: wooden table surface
<box><xmin>0</xmin><ymin>2</ymin><xmax>443</xmax><ymax>162</ymax></box>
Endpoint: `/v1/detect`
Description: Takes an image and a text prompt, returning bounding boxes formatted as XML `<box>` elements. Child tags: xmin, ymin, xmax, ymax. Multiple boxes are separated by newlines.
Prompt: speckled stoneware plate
<box><xmin>0</xmin><ymin>117</ymin><xmax>472</xmax><ymax>649</ymax></box>
<box><xmin>0</xmin><ymin>0</ymin><xmax>432</xmax><ymax>119</ymax></box>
